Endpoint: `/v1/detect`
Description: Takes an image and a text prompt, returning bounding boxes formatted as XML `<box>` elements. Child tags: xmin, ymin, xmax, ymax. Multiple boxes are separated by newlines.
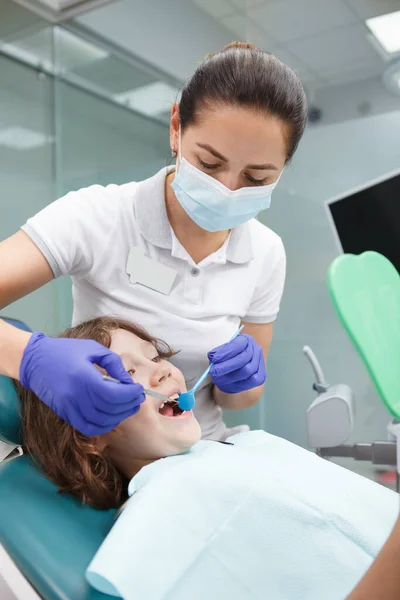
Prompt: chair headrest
<box><xmin>0</xmin><ymin>318</ymin><xmax>31</xmax><ymax>445</ymax></box>
<box><xmin>328</xmin><ymin>251</ymin><xmax>400</xmax><ymax>418</ymax></box>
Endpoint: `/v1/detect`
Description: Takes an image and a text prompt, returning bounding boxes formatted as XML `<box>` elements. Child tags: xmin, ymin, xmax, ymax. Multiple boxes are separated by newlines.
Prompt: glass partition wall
<box><xmin>0</xmin><ymin>2</ymin><xmax>173</xmax><ymax>335</ymax></box>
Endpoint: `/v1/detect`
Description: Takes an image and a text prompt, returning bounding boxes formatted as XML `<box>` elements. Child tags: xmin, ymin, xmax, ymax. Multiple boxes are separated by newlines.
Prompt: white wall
<box><xmin>313</xmin><ymin>75</ymin><xmax>400</xmax><ymax>126</ymax></box>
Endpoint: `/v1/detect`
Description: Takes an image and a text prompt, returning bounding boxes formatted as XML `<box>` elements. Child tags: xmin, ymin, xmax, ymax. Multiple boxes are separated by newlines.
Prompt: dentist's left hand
<box><xmin>19</xmin><ymin>332</ymin><xmax>146</xmax><ymax>436</ymax></box>
<box><xmin>208</xmin><ymin>334</ymin><xmax>266</xmax><ymax>394</ymax></box>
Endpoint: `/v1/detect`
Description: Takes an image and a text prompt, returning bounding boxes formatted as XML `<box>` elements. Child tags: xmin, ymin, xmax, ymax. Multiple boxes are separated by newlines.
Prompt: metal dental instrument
<box><xmin>102</xmin><ymin>375</ymin><xmax>173</xmax><ymax>405</ymax></box>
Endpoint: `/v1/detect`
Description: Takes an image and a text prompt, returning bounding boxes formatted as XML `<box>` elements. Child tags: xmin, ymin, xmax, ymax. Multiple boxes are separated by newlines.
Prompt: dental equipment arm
<box><xmin>304</xmin><ymin>346</ymin><xmax>399</xmax><ymax>489</ymax></box>
<box><xmin>346</xmin><ymin>517</ymin><xmax>400</xmax><ymax>600</ymax></box>
<box><xmin>303</xmin><ymin>346</ymin><xmax>329</xmax><ymax>393</ymax></box>
<box><xmin>318</xmin><ymin>442</ymin><xmax>396</xmax><ymax>466</ymax></box>
<box><xmin>304</xmin><ymin>346</ymin><xmax>354</xmax><ymax>449</ymax></box>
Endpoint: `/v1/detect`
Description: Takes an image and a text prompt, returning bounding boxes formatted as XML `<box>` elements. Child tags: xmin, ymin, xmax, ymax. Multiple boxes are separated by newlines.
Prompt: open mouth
<box><xmin>158</xmin><ymin>393</ymin><xmax>185</xmax><ymax>418</ymax></box>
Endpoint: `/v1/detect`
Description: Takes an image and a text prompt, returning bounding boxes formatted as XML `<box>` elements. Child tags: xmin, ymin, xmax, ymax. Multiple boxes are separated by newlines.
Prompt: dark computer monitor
<box><xmin>326</xmin><ymin>170</ymin><xmax>400</xmax><ymax>273</ymax></box>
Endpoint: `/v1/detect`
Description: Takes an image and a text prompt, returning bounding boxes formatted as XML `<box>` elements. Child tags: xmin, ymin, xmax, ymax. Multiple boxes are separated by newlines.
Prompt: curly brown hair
<box><xmin>16</xmin><ymin>316</ymin><xmax>175</xmax><ymax>510</ymax></box>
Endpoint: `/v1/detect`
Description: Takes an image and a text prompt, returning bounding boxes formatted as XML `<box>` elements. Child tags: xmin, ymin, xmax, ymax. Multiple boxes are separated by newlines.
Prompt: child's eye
<box><xmin>128</xmin><ymin>368</ymin><xmax>136</xmax><ymax>375</ymax></box>
<box><xmin>152</xmin><ymin>356</ymin><xmax>163</xmax><ymax>363</ymax></box>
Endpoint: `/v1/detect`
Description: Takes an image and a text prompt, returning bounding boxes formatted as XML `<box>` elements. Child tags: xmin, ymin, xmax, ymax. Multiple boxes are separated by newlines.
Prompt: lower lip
<box><xmin>159</xmin><ymin>410</ymin><xmax>193</xmax><ymax>421</ymax></box>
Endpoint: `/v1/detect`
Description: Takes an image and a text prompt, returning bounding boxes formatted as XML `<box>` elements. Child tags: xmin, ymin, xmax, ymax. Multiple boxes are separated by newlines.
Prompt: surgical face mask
<box><xmin>171</xmin><ymin>151</ymin><xmax>281</xmax><ymax>232</ymax></box>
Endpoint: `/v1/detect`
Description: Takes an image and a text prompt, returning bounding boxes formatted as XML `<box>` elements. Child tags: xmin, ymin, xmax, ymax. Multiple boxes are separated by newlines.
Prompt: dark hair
<box><xmin>179</xmin><ymin>41</ymin><xmax>308</xmax><ymax>162</ymax></box>
<box><xmin>17</xmin><ymin>316</ymin><xmax>175</xmax><ymax>510</ymax></box>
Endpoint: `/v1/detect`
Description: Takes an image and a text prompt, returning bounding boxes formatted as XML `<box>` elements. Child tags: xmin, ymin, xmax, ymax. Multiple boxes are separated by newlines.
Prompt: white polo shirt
<box><xmin>22</xmin><ymin>167</ymin><xmax>286</xmax><ymax>441</ymax></box>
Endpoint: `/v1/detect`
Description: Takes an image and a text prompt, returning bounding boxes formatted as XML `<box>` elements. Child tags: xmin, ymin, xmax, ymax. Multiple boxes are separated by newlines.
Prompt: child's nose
<box><xmin>150</xmin><ymin>361</ymin><xmax>172</xmax><ymax>386</ymax></box>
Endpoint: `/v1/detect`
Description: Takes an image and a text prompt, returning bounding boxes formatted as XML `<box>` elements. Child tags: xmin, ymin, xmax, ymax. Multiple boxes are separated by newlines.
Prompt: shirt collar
<box><xmin>226</xmin><ymin>222</ymin><xmax>254</xmax><ymax>264</ymax></box>
<box><xmin>136</xmin><ymin>167</ymin><xmax>173</xmax><ymax>251</ymax></box>
<box><xmin>136</xmin><ymin>166</ymin><xmax>254</xmax><ymax>264</ymax></box>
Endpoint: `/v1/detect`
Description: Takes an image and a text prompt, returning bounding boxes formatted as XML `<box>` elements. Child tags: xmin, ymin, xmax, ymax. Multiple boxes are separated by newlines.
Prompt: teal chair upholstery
<box><xmin>0</xmin><ymin>318</ymin><xmax>30</xmax><ymax>445</ymax></box>
<box><xmin>0</xmin><ymin>317</ymin><xmax>117</xmax><ymax>600</ymax></box>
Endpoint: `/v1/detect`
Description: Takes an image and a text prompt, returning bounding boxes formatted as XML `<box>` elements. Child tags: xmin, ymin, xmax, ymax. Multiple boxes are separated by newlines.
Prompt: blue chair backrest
<box><xmin>0</xmin><ymin>317</ymin><xmax>31</xmax><ymax>445</ymax></box>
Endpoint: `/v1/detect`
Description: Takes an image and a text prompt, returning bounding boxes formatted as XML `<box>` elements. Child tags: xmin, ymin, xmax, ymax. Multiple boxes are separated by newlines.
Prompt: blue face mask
<box><xmin>171</xmin><ymin>156</ymin><xmax>281</xmax><ymax>232</ymax></box>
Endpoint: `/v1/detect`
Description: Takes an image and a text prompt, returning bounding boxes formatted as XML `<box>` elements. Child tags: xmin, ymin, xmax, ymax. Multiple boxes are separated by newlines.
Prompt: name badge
<box><xmin>126</xmin><ymin>247</ymin><xmax>177</xmax><ymax>295</ymax></box>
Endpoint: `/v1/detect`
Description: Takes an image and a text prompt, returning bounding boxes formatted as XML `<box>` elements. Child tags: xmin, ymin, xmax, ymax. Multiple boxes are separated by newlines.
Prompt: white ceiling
<box><xmin>4</xmin><ymin>0</ymin><xmax>400</xmax><ymax>96</ymax></box>
<box><xmin>190</xmin><ymin>0</ymin><xmax>400</xmax><ymax>89</ymax></box>
<box><xmin>74</xmin><ymin>0</ymin><xmax>400</xmax><ymax>91</ymax></box>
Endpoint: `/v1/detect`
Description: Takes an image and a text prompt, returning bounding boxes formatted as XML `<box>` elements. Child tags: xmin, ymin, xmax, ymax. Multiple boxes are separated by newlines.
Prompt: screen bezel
<box><xmin>325</xmin><ymin>166</ymin><xmax>400</xmax><ymax>255</ymax></box>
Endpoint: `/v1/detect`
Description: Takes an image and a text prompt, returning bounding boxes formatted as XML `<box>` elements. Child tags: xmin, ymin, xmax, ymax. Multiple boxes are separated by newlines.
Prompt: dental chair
<box><xmin>0</xmin><ymin>318</ymin><xmax>117</xmax><ymax>600</ymax></box>
<box><xmin>304</xmin><ymin>252</ymin><xmax>400</xmax><ymax>480</ymax></box>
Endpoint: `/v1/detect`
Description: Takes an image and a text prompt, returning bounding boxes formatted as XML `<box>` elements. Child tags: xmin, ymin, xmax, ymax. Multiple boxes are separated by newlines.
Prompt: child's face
<box><xmin>101</xmin><ymin>329</ymin><xmax>201</xmax><ymax>466</ymax></box>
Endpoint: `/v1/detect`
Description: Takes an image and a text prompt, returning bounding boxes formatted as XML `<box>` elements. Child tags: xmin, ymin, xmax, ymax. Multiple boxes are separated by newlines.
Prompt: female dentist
<box><xmin>0</xmin><ymin>41</ymin><xmax>307</xmax><ymax>439</ymax></box>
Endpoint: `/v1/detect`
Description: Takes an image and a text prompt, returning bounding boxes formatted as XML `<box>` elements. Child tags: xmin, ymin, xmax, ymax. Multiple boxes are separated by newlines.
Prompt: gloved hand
<box><xmin>20</xmin><ymin>332</ymin><xmax>145</xmax><ymax>436</ymax></box>
<box><xmin>208</xmin><ymin>334</ymin><xmax>266</xmax><ymax>394</ymax></box>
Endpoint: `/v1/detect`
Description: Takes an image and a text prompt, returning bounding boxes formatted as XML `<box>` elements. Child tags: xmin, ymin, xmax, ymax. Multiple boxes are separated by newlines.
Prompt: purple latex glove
<box><xmin>208</xmin><ymin>334</ymin><xmax>266</xmax><ymax>394</ymax></box>
<box><xmin>20</xmin><ymin>332</ymin><xmax>145</xmax><ymax>436</ymax></box>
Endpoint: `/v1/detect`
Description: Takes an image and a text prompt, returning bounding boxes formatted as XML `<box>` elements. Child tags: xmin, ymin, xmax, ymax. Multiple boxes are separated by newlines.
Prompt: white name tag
<box><xmin>126</xmin><ymin>247</ymin><xmax>177</xmax><ymax>295</ymax></box>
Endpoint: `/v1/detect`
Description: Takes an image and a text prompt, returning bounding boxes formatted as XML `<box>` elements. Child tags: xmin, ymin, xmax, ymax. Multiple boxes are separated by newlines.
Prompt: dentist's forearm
<box><xmin>346</xmin><ymin>517</ymin><xmax>400</xmax><ymax>599</ymax></box>
<box><xmin>213</xmin><ymin>385</ymin><xmax>264</xmax><ymax>410</ymax></box>
<box><xmin>0</xmin><ymin>231</ymin><xmax>54</xmax><ymax>379</ymax></box>
<box><xmin>0</xmin><ymin>319</ymin><xmax>31</xmax><ymax>379</ymax></box>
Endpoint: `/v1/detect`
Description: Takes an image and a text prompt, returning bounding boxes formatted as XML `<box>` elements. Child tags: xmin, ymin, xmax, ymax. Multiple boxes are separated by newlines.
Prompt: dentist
<box><xmin>346</xmin><ymin>517</ymin><xmax>400</xmax><ymax>599</ymax></box>
<box><xmin>0</xmin><ymin>41</ymin><xmax>307</xmax><ymax>439</ymax></box>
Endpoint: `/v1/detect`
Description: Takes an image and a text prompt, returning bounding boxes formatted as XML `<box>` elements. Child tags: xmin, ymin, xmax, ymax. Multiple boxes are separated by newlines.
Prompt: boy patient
<box><xmin>18</xmin><ymin>316</ymin><xmax>201</xmax><ymax>509</ymax></box>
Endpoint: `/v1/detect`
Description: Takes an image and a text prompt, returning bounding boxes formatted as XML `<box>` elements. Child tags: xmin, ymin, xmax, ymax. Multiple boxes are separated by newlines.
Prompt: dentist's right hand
<box><xmin>19</xmin><ymin>332</ymin><xmax>145</xmax><ymax>436</ymax></box>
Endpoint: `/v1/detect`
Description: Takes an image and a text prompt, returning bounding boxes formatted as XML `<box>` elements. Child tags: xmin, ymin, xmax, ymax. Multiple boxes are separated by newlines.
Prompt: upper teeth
<box><xmin>159</xmin><ymin>394</ymin><xmax>179</xmax><ymax>410</ymax></box>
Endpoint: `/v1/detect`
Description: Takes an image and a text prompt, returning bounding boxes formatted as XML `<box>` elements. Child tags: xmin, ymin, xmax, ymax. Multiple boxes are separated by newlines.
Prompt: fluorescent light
<box><xmin>113</xmin><ymin>82</ymin><xmax>179</xmax><ymax>117</ymax></box>
<box><xmin>366</xmin><ymin>10</ymin><xmax>400</xmax><ymax>54</ymax></box>
<box><xmin>0</xmin><ymin>128</ymin><xmax>53</xmax><ymax>150</ymax></box>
